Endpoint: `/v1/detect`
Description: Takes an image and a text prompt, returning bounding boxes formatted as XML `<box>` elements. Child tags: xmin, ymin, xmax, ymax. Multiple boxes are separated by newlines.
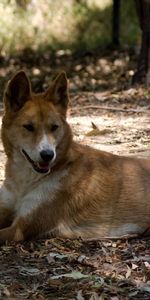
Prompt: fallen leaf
<box><xmin>92</xmin><ymin>276</ymin><xmax>104</xmax><ymax>288</ymax></box>
<box><xmin>86</xmin><ymin>123</ymin><xmax>112</xmax><ymax>136</ymax></box>
<box><xmin>48</xmin><ymin>279</ymin><xmax>62</xmax><ymax>286</ymax></box>
<box><xmin>131</xmin><ymin>263</ymin><xmax>138</xmax><ymax>270</ymax></box>
<box><xmin>91</xmin><ymin>122</ymin><xmax>98</xmax><ymax>129</ymax></box>
<box><xmin>76</xmin><ymin>290</ymin><xmax>85</xmax><ymax>300</ymax></box>
<box><xmin>89</xmin><ymin>292</ymin><xmax>100</xmax><ymax>300</ymax></box>
<box><xmin>20</xmin><ymin>267</ymin><xmax>41</xmax><ymax>276</ymax></box>
<box><xmin>86</xmin><ymin>121</ymin><xmax>100</xmax><ymax>136</ymax></box>
<box><xmin>3</xmin><ymin>287</ymin><xmax>11</xmax><ymax>297</ymax></box>
<box><xmin>86</xmin><ymin>128</ymin><xmax>101</xmax><ymax>137</ymax></box>
<box><xmin>46</xmin><ymin>254</ymin><xmax>55</xmax><ymax>264</ymax></box>
<box><xmin>48</xmin><ymin>252</ymin><xmax>68</xmax><ymax>260</ymax></box>
<box><xmin>78</xmin><ymin>255</ymin><xmax>87</xmax><ymax>263</ymax></box>
<box><xmin>126</xmin><ymin>266</ymin><xmax>132</xmax><ymax>278</ymax></box>
<box><xmin>142</xmin><ymin>287</ymin><xmax>150</xmax><ymax>293</ymax></box>
<box><xmin>50</xmin><ymin>271</ymin><xmax>89</xmax><ymax>280</ymax></box>
<box><xmin>128</xmin><ymin>291</ymin><xmax>138</xmax><ymax>297</ymax></box>
<box><xmin>144</xmin><ymin>261</ymin><xmax>150</xmax><ymax>269</ymax></box>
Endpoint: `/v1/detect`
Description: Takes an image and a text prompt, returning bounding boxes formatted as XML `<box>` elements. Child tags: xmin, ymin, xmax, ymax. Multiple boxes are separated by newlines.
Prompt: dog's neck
<box><xmin>4</xmin><ymin>138</ymin><xmax>77</xmax><ymax>188</ymax></box>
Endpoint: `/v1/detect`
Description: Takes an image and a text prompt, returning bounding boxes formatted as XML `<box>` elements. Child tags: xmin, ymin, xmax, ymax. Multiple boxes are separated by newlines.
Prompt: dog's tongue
<box><xmin>37</xmin><ymin>162</ymin><xmax>50</xmax><ymax>170</ymax></box>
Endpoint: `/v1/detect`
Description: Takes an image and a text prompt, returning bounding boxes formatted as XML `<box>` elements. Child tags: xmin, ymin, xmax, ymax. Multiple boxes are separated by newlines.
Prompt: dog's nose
<box><xmin>40</xmin><ymin>150</ymin><xmax>54</xmax><ymax>162</ymax></box>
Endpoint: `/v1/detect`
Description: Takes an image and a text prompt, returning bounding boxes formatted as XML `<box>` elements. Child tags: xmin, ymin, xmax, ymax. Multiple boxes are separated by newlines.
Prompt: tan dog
<box><xmin>0</xmin><ymin>70</ymin><xmax>150</xmax><ymax>243</ymax></box>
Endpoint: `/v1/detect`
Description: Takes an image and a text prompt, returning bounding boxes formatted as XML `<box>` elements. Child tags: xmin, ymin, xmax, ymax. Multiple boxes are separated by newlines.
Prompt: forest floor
<box><xmin>0</xmin><ymin>48</ymin><xmax>150</xmax><ymax>299</ymax></box>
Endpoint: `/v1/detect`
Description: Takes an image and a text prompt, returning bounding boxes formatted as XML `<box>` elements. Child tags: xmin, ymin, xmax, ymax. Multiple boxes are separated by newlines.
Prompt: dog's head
<box><xmin>2</xmin><ymin>71</ymin><xmax>72</xmax><ymax>174</ymax></box>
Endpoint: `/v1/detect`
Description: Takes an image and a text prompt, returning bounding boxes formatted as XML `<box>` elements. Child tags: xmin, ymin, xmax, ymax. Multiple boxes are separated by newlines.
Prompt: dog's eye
<box><xmin>23</xmin><ymin>123</ymin><xmax>34</xmax><ymax>132</ymax></box>
<box><xmin>51</xmin><ymin>124</ymin><xmax>59</xmax><ymax>132</ymax></box>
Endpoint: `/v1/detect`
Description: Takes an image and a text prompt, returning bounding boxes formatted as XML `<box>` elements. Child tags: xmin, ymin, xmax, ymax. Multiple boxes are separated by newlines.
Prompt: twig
<box><xmin>71</xmin><ymin>105</ymin><xmax>148</xmax><ymax>113</ymax></box>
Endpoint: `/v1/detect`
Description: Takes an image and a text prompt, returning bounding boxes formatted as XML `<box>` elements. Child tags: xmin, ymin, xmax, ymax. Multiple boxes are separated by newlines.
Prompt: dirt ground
<box><xmin>0</xmin><ymin>49</ymin><xmax>150</xmax><ymax>299</ymax></box>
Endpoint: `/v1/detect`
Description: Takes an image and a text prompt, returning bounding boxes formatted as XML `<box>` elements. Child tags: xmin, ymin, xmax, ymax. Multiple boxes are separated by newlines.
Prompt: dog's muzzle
<box><xmin>21</xmin><ymin>149</ymin><xmax>52</xmax><ymax>174</ymax></box>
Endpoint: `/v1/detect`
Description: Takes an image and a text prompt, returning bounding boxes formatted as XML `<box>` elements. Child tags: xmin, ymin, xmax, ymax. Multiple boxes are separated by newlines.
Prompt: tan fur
<box><xmin>0</xmin><ymin>70</ymin><xmax>150</xmax><ymax>243</ymax></box>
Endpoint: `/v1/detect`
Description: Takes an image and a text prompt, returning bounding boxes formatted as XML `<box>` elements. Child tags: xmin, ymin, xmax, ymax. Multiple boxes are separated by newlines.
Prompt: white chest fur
<box><xmin>0</xmin><ymin>169</ymin><xmax>68</xmax><ymax>217</ymax></box>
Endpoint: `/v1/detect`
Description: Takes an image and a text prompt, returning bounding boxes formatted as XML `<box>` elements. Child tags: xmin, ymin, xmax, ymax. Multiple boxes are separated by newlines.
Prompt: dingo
<box><xmin>0</xmin><ymin>70</ymin><xmax>150</xmax><ymax>242</ymax></box>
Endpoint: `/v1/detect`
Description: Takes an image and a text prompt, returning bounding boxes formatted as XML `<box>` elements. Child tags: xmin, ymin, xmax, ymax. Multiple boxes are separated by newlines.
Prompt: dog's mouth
<box><xmin>21</xmin><ymin>149</ymin><xmax>51</xmax><ymax>174</ymax></box>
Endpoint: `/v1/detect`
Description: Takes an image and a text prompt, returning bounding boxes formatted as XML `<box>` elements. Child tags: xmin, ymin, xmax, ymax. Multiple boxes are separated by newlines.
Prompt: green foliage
<box><xmin>0</xmin><ymin>0</ymin><xmax>34</xmax><ymax>53</ymax></box>
<box><xmin>0</xmin><ymin>0</ymin><xmax>141</xmax><ymax>55</ymax></box>
<box><xmin>121</xmin><ymin>0</ymin><xmax>140</xmax><ymax>45</ymax></box>
<box><xmin>72</xmin><ymin>0</ymin><xmax>112</xmax><ymax>50</ymax></box>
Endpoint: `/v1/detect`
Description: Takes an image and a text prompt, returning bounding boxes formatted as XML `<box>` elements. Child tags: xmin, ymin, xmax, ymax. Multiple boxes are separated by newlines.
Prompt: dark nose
<box><xmin>40</xmin><ymin>150</ymin><xmax>54</xmax><ymax>162</ymax></box>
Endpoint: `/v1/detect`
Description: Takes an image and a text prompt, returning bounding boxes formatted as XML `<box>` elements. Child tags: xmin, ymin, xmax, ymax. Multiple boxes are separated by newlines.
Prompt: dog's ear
<box><xmin>4</xmin><ymin>71</ymin><xmax>31</xmax><ymax>112</ymax></box>
<box><xmin>45</xmin><ymin>72</ymin><xmax>69</xmax><ymax>115</ymax></box>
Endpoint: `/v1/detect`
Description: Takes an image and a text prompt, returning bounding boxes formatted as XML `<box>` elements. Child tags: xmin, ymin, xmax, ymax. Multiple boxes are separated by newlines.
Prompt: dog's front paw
<box><xmin>0</xmin><ymin>225</ymin><xmax>24</xmax><ymax>243</ymax></box>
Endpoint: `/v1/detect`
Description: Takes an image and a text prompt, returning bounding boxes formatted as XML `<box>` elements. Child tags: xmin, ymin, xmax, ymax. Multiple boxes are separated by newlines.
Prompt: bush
<box><xmin>0</xmin><ymin>0</ymin><xmax>140</xmax><ymax>55</ymax></box>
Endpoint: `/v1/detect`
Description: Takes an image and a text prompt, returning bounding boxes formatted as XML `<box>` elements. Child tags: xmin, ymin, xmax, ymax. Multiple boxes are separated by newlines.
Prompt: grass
<box><xmin>0</xmin><ymin>0</ymin><xmax>141</xmax><ymax>55</ymax></box>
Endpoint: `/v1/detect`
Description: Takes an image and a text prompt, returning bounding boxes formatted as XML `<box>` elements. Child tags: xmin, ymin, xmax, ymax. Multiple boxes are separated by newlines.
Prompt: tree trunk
<box><xmin>132</xmin><ymin>0</ymin><xmax>150</xmax><ymax>84</ymax></box>
<box><xmin>112</xmin><ymin>0</ymin><xmax>121</xmax><ymax>47</ymax></box>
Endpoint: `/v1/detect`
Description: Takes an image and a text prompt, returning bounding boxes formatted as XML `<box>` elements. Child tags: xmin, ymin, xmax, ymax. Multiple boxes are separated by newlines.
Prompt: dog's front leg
<box><xmin>0</xmin><ymin>184</ymin><xmax>14</xmax><ymax>229</ymax></box>
<box><xmin>0</xmin><ymin>216</ymin><xmax>27</xmax><ymax>243</ymax></box>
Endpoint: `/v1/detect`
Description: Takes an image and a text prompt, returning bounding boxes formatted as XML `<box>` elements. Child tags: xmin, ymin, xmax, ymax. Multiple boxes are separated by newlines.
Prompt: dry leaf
<box><xmin>76</xmin><ymin>290</ymin><xmax>85</xmax><ymax>300</ymax></box>
<box><xmin>91</xmin><ymin>122</ymin><xmax>98</xmax><ymax>129</ymax></box>
<box><xmin>126</xmin><ymin>266</ymin><xmax>132</xmax><ymax>278</ymax></box>
<box><xmin>131</xmin><ymin>263</ymin><xmax>138</xmax><ymax>270</ymax></box>
<box><xmin>86</xmin><ymin>128</ymin><xmax>112</xmax><ymax>137</ymax></box>
<box><xmin>144</xmin><ymin>261</ymin><xmax>150</xmax><ymax>269</ymax></box>
<box><xmin>51</xmin><ymin>271</ymin><xmax>89</xmax><ymax>280</ymax></box>
<box><xmin>89</xmin><ymin>292</ymin><xmax>100</xmax><ymax>300</ymax></box>
<box><xmin>86</xmin><ymin>128</ymin><xmax>100</xmax><ymax>137</ymax></box>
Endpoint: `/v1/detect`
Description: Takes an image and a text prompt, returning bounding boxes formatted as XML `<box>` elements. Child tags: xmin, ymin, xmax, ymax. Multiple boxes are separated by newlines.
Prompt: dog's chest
<box><xmin>2</xmin><ymin>169</ymin><xmax>68</xmax><ymax>217</ymax></box>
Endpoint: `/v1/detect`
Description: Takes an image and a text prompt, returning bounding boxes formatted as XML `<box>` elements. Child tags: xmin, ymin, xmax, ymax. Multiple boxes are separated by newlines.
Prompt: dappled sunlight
<box><xmin>0</xmin><ymin>0</ymin><xmax>139</xmax><ymax>55</ymax></box>
<box><xmin>0</xmin><ymin>47</ymin><xmax>149</xmax><ymax>105</ymax></box>
<box><xmin>69</xmin><ymin>112</ymin><xmax>150</xmax><ymax>157</ymax></box>
<box><xmin>87</xmin><ymin>0</ymin><xmax>112</xmax><ymax>10</ymax></box>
